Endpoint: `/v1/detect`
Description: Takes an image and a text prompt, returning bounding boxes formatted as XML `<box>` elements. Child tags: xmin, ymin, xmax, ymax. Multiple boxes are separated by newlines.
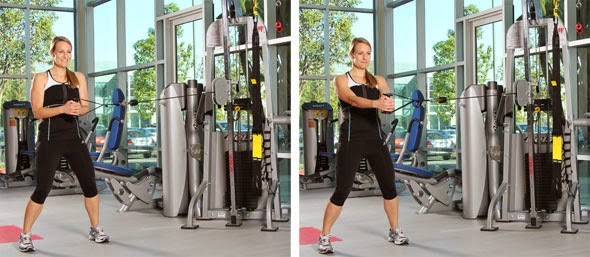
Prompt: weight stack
<box><xmin>524</xmin><ymin>152</ymin><xmax>558</xmax><ymax>212</ymax></box>
<box><xmin>225</xmin><ymin>150</ymin><xmax>258</xmax><ymax>210</ymax></box>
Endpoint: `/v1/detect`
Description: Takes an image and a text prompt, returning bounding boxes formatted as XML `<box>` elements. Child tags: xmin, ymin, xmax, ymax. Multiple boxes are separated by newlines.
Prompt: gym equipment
<box><xmin>459</xmin><ymin>81</ymin><xmax>503</xmax><ymax>219</ymax></box>
<box><xmin>388</xmin><ymin>90</ymin><xmax>461</xmax><ymax>214</ymax></box>
<box><xmin>159</xmin><ymin>80</ymin><xmax>201</xmax><ymax>217</ymax></box>
<box><xmin>299</xmin><ymin>101</ymin><xmax>335</xmax><ymax>190</ymax></box>
<box><xmin>474</xmin><ymin>13</ymin><xmax>588</xmax><ymax>233</ymax></box>
<box><xmin>0</xmin><ymin>100</ymin><xmax>35</xmax><ymax>188</ymax></box>
<box><xmin>93</xmin><ymin>88</ymin><xmax>162</xmax><ymax>212</ymax></box>
<box><xmin>181</xmin><ymin>0</ymin><xmax>288</xmax><ymax>231</ymax></box>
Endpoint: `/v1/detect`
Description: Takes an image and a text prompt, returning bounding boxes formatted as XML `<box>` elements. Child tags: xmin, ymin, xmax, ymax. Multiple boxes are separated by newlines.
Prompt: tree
<box><xmin>0</xmin><ymin>0</ymin><xmax>59</xmax><ymax>103</ymax></box>
<box><xmin>431</xmin><ymin>4</ymin><xmax>492</xmax><ymax>125</ymax></box>
<box><xmin>299</xmin><ymin>0</ymin><xmax>360</xmax><ymax>111</ymax></box>
<box><xmin>130</xmin><ymin>3</ymin><xmax>193</xmax><ymax>124</ymax></box>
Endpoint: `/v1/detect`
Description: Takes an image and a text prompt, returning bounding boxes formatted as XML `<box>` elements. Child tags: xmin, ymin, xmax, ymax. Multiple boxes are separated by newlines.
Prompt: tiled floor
<box><xmin>0</xmin><ymin>186</ymin><xmax>290</xmax><ymax>257</ymax></box>
<box><xmin>299</xmin><ymin>188</ymin><xmax>590</xmax><ymax>257</ymax></box>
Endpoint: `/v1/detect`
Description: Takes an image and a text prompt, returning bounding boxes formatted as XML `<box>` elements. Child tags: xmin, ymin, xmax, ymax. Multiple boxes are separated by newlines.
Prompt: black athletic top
<box><xmin>38</xmin><ymin>70</ymin><xmax>82</xmax><ymax>141</ymax></box>
<box><xmin>339</xmin><ymin>72</ymin><xmax>383</xmax><ymax>142</ymax></box>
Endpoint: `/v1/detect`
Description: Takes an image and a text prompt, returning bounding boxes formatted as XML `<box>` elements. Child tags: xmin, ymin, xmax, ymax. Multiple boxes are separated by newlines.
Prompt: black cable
<box><xmin>77</xmin><ymin>92</ymin><xmax>207</xmax><ymax>116</ymax></box>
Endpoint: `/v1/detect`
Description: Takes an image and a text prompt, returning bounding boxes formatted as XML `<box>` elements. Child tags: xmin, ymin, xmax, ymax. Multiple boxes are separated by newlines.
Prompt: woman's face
<box><xmin>52</xmin><ymin>41</ymin><xmax>72</xmax><ymax>68</ymax></box>
<box><xmin>351</xmin><ymin>42</ymin><xmax>371</xmax><ymax>69</ymax></box>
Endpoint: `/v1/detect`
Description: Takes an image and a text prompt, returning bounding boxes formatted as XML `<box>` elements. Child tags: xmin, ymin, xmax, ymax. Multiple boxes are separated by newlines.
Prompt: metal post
<box><xmin>522</xmin><ymin>0</ymin><xmax>541</xmax><ymax>229</ymax></box>
<box><xmin>221</xmin><ymin>0</ymin><xmax>242</xmax><ymax>227</ymax></box>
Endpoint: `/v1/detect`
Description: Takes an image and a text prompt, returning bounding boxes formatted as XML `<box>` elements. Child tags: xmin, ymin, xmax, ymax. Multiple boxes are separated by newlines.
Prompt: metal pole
<box><xmin>221</xmin><ymin>0</ymin><xmax>241</xmax><ymax>227</ymax></box>
<box><xmin>522</xmin><ymin>0</ymin><xmax>541</xmax><ymax>229</ymax></box>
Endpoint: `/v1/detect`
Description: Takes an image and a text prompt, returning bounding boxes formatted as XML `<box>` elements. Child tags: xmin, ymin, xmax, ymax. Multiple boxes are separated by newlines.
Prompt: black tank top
<box><xmin>37</xmin><ymin>70</ymin><xmax>81</xmax><ymax>141</ymax></box>
<box><xmin>339</xmin><ymin>72</ymin><xmax>383</xmax><ymax>142</ymax></box>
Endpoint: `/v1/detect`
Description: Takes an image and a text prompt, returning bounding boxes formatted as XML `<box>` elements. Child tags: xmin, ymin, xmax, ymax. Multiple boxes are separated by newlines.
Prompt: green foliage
<box><xmin>431</xmin><ymin>4</ymin><xmax>492</xmax><ymax>125</ymax></box>
<box><xmin>299</xmin><ymin>0</ymin><xmax>360</xmax><ymax>110</ymax></box>
<box><xmin>0</xmin><ymin>0</ymin><xmax>59</xmax><ymax>102</ymax></box>
<box><xmin>130</xmin><ymin>3</ymin><xmax>193</xmax><ymax>124</ymax></box>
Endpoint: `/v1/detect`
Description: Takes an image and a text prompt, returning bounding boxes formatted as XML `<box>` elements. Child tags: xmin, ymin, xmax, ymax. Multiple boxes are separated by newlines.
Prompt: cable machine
<box><xmin>181</xmin><ymin>0</ymin><xmax>288</xmax><ymax>231</ymax></box>
<box><xmin>478</xmin><ymin>0</ymin><xmax>588</xmax><ymax>233</ymax></box>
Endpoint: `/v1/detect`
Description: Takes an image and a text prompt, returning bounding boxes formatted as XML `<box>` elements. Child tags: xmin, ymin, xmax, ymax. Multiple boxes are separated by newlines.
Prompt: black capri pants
<box><xmin>330</xmin><ymin>139</ymin><xmax>397</xmax><ymax>206</ymax></box>
<box><xmin>30</xmin><ymin>139</ymin><xmax>97</xmax><ymax>204</ymax></box>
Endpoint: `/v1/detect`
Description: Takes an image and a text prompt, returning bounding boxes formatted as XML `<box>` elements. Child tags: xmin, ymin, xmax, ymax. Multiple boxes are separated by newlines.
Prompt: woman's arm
<box><xmin>75</xmin><ymin>71</ymin><xmax>89</xmax><ymax>116</ymax></box>
<box><xmin>334</xmin><ymin>74</ymin><xmax>393</xmax><ymax>112</ymax></box>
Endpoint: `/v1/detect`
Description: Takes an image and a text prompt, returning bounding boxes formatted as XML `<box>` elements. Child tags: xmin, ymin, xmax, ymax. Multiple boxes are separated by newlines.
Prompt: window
<box><xmin>126</xmin><ymin>0</ymin><xmax>155</xmax><ymax>66</ymax></box>
<box><xmin>393</xmin><ymin>1</ymin><xmax>416</xmax><ymax>73</ymax></box>
<box><xmin>425</xmin><ymin>0</ymin><xmax>454</xmax><ymax>68</ymax></box>
<box><xmin>93</xmin><ymin>0</ymin><xmax>117</xmax><ymax>71</ymax></box>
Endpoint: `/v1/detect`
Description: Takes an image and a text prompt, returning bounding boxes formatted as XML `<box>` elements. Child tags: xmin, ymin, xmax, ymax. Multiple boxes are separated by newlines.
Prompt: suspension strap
<box><xmin>551</xmin><ymin>3</ymin><xmax>565</xmax><ymax>198</ymax></box>
<box><xmin>250</xmin><ymin>16</ymin><xmax>264</xmax><ymax>157</ymax></box>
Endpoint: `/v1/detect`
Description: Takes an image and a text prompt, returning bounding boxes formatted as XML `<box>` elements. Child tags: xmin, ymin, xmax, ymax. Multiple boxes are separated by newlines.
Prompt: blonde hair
<box><xmin>50</xmin><ymin>36</ymin><xmax>79</xmax><ymax>88</ymax></box>
<box><xmin>349</xmin><ymin>37</ymin><xmax>377</xmax><ymax>88</ymax></box>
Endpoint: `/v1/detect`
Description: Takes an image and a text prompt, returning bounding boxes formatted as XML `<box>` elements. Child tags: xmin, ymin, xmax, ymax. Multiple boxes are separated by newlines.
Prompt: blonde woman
<box><xmin>317</xmin><ymin>37</ymin><xmax>409</xmax><ymax>254</ymax></box>
<box><xmin>19</xmin><ymin>36</ymin><xmax>109</xmax><ymax>252</ymax></box>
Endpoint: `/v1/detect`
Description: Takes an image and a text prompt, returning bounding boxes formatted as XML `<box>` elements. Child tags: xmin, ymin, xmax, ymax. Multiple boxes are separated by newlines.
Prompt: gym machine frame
<box><xmin>183</xmin><ymin>0</ymin><xmax>288</xmax><ymax>231</ymax></box>
<box><xmin>481</xmin><ymin>13</ymin><xmax>588</xmax><ymax>233</ymax></box>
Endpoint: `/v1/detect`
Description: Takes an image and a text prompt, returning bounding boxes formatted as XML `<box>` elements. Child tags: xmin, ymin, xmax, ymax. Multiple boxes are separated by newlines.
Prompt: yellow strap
<box><xmin>553</xmin><ymin>0</ymin><xmax>560</xmax><ymax>19</ymax></box>
<box><xmin>252</xmin><ymin>133</ymin><xmax>263</xmax><ymax>159</ymax></box>
<box><xmin>253</xmin><ymin>0</ymin><xmax>259</xmax><ymax>17</ymax></box>
<box><xmin>552</xmin><ymin>136</ymin><xmax>562</xmax><ymax>161</ymax></box>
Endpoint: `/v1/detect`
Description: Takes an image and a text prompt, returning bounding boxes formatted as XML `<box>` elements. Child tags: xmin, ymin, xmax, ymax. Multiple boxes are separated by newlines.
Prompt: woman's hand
<box><xmin>373</xmin><ymin>95</ymin><xmax>394</xmax><ymax>113</ymax></box>
<box><xmin>62</xmin><ymin>100</ymin><xmax>81</xmax><ymax>116</ymax></box>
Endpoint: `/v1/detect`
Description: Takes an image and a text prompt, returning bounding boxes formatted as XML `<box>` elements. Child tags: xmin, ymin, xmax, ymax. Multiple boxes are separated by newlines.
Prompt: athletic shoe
<box><xmin>317</xmin><ymin>234</ymin><xmax>334</xmax><ymax>254</ymax></box>
<box><xmin>88</xmin><ymin>226</ymin><xmax>110</xmax><ymax>243</ymax></box>
<box><xmin>18</xmin><ymin>232</ymin><xmax>35</xmax><ymax>252</ymax></box>
<box><xmin>388</xmin><ymin>227</ymin><xmax>409</xmax><ymax>245</ymax></box>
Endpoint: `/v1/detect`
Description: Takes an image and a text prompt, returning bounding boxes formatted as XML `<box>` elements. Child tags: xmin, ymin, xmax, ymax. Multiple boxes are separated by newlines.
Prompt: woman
<box><xmin>19</xmin><ymin>36</ymin><xmax>109</xmax><ymax>252</ymax></box>
<box><xmin>317</xmin><ymin>37</ymin><xmax>409</xmax><ymax>254</ymax></box>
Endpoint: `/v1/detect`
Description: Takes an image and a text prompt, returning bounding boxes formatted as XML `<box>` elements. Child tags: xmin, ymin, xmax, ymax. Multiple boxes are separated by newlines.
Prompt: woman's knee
<box><xmin>30</xmin><ymin>187</ymin><xmax>52</xmax><ymax>204</ymax></box>
<box><xmin>330</xmin><ymin>188</ymin><xmax>352</xmax><ymax>206</ymax></box>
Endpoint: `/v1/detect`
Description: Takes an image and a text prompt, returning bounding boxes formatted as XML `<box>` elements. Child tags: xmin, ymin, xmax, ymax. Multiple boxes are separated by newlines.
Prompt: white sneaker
<box><xmin>89</xmin><ymin>226</ymin><xmax>110</xmax><ymax>243</ymax></box>
<box><xmin>388</xmin><ymin>227</ymin><xmax>409</xmax><ymax>245</ymax></box>
<box><xmin>317</xmin><ymin>234</ymin><xmax>334</xmax><ymax>254</ymax></box>
<box><xmin>18</xmin><ymin>232</ymin><xmax>35</xmax><ymax>252</ymax></box>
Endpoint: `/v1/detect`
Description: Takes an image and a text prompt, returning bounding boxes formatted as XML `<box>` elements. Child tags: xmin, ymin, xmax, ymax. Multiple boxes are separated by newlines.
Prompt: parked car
<box><xmin>142</xmin><ymin>127</ymin><xmax>157</xmax><ymax>144</ymax></box>
<box><xmin>426</xmin><ymin>130</ymin><xmax>455</xmax><ymax>160</ymax></box>
<box><xmin>127</xmin><ymin>128</ymin><xmax>155</xmax><ymax>158</ymax></box>
<box><xmin>439</xmin><ymin>129</ymin><xmax>457</xmax><ymax>144</ymax></box>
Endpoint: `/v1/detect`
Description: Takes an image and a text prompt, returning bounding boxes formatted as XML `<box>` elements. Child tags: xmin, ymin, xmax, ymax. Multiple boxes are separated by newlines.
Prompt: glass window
<box><xmin>475</xmin><ymin>21</ymin><xmax>504</xmax><ymax>85</ymax></box>
<box><xmin>0</xmin><ymin>7</ymin><xmax>26</xmax><ymax>75</ymax></box>
<box><xmin>278</xmin><ymin>158</ymin><xmax>290</xmax><ymax>205</ymax></box>
<box><xmin>393</xmin><ymin>75</ymin><xmax>417</xmax><ymax>128</ymax></box>
<box><xmin>425</xmin><ymin>0</ymin><xmax>455</xmax><ymax>68</ymax></box>
<box><xmin>93</xmin><ymin>0</ymin><xmax>117</xmax><ymax>71</ymax></box>
<box><xmin>126</xmin><ymin>0</ymin><xmax>155</xmax><ymax>66</ymax></box>
<box><xmin>329</xmin><ymin>11</ymin><xmax>374</xmax><ymax>76</ymax></box>
<box><xmin>175</xmin><ymin>19</ymin><xmax>203</xmax><ymax>83</ymax></box>
<box><xmin>93</xmin><ymin>74</ymin><xmax>118</xmax><ymax>130</ymax></box>
<box><xmin>127</xmin><ymin>68</ymin><xmax>156</xmax><ymax>128</ymax></box>
<box><xmin>464</xmin><ymin>0</ymin><xmax>501</xmax><ymax>15</ymax></box>
<box><xmin>394</xmin><ymin>1</ymin><xmax>416</xmax><ymax>73</ymax></box>
<box><xmin>164</xmin><ymin>0</ymin><xmax>203</xmax><ymax>14</ymax></box>
<box><xmin>427</xmin><ymin>69</ymin><xmax>455</xmax><ymax>130</ymax></box>
<box><xmin>300</xmin><ymin>80</ymin><xmax>329</xmax><ymax>104</ymax></box>
<box><xmin>300</xmin><ymin>8</ymin><xmax>325</xmax><ymax>76</ymax></box>
<box><xmin>30</xmin><ymin>10</ymin><xmax>75</xmax><ymax>73</ymax></box>
<box><xmin>0</xmin><ymin>78</ymin><xmax>27</xmax><ymax>103</ymax></box>
<box><xmin>31</xmin><ymin>0</ymin><xmax>74</xmax><ymax>8</ymax></box>
<box><xmin>328</xmin><ymin>0</ymin><xmax>372</xmax><ymax>9</ymax></box>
